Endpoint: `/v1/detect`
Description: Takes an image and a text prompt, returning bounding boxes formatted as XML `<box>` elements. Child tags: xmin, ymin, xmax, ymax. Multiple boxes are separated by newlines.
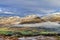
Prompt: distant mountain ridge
<box><xmin>0</xmin><ymin>13</ymin><xmax>60</xmax><ymax>25</ymax></box>
<box><xmin>42</xmin><ymin>13</ymin><xmax>60</xmax><ymax>22</ymax></box>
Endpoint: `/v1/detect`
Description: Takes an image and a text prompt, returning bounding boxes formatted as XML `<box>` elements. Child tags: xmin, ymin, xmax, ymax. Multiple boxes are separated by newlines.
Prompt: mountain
<box><xmin>20</xmin><ymin>15</ymin><xmax>44</xmax><ymax>24</ymax></box>
<box><xmin>0</xmin><ymin>16</ymin><xmax>21</xmax><ymax>24</ymax></box>
<box><xmin>0</xmin><ymin>13</ymin><xmax>60</xmax><ymax>25</ymax></box>
<box><xmin>0</xmin><ymin>15</ymin><xmax>44</xmax><ymax>25</ymax></box>
<box><xmin>42</xmin><ymin>13</ymin><xmax>60</xmax><ymax>22</ymax></box>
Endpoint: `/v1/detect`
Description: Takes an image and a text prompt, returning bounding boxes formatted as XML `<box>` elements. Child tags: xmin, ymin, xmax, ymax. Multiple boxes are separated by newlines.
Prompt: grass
<box><xmin>0</xmin><ymin>27</ymin><xmax>60</xmax><ymax>40</ymax></box>
<box><xmin>40</xmin><ymin>32</ymin><xmax>57</xmax><ymax>34</ymax></box>
<box><xmin>0</xmin><ymin>27</ymin><xmax>59</xmax><ymax>37</ymax></box>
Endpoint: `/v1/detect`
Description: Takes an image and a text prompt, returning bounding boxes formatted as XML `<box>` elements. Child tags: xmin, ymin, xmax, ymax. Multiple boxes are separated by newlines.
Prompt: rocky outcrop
<box><xmin>19</xmin><ymin>15</ymin><xmax>43</xmax><ymax>24</ymax></box>
<box><xmin>0</xmin><ymin>16</ymin><xmax>21</xmax><ymax>24</ymax></box>
<box><xmin>42</xmin><ymin>14</ymin><xmax>60</xmax><ymax>22</ymax></box>
<box><xmin>0</xmin><ymin>14</ymin><xmax>60</xmax><ymax>25</ymax></box>
<box><xmin>0</xmin><ymin>15</ymin><xmax>44</xmax><ymax>24</ymax></box>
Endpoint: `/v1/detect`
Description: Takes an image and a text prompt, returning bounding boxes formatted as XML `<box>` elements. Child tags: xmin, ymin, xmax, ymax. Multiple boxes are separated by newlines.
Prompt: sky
<box><xmin>0</xmin><ymin>0</ymin><xmax>60</xmax><ymax>17</ymax></box>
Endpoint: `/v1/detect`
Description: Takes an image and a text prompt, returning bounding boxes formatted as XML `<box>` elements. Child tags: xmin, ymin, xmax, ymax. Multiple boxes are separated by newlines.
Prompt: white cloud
<box><xmin>35</xmin><ymin>13</ymin><xmax>44</xmax><ymax>17</ymax></box>
<box><xmin>13</xmin><ymin>22</ymin><xmax>60</xmax><ymax>28</ymax></box>
<box><xmin>45</xmin><ymin>12</ymin><xmax>60</xmax><ymax>16</ymax></box>
<box><xmin>41</xmin><ymin>0</ymin><xmax>60</xmax><ymax>7</ymax></box>
<box><xmin>4</xmin><ymin>11</ymin><xmax>14</xmax><ymax>14</ymax></box>
<box><xmin>39</xmin><ymin>22</ymin><xmax>60</xmax><ymax>28</ymax></box>
<box><xmin>0</xmin><ymin>8</ymin><xmax>15</xmax><ymax>14</ymax></box>
<box><xmin>0</xmin><ymin>0</ymin><xmax>59</xmax><ymax>16</ymax></box>
<box><xmin>40</xmin><ymin>9</ymin><xmax>56</xmax><ymax>14</ymax></box>
<box><xmin>0</xmin><ymin>0</ymin><xmax>59</xmax><ymax>8</ymax></box>
<box><xmin>52</xmin><ymin>12</ymin><xmax>60</xmax><ymax>14</ymax></box>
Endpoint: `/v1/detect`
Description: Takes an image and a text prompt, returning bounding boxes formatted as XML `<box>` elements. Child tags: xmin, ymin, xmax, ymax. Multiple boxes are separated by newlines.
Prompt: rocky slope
<box><xmin>20</xmin><ymin>15</ymin><xmax>44</xmax><ymax>24</ymax></box>
<box><xmin>0</xmin><ymin>14</ymin><xmax>60</xmax><ymax>25</ymax></box>
<box><xmin>0</xmin><ymin>15</ymin><xmax>44</xmax><ymax>25</ymax></box>
<box><xmin>42</xmin><ymin>13</ymin><xmax>60</xmax><ymax>22</ymax></box>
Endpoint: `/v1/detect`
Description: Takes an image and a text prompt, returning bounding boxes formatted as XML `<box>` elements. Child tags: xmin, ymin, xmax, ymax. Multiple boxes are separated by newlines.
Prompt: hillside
<box><xmin>42</xmin><ymin>13</ymin><xmax>60</xmax><ymax>22</ymax></box>
<box><xmin>0</xmin><ymin>14</ymin><xmax>60</xmax><ymax>25</ymax></box>
<box><xmin>0</xmin><ymin>15</ymin><xmax>44</xmax><ymax>25</ymax></box>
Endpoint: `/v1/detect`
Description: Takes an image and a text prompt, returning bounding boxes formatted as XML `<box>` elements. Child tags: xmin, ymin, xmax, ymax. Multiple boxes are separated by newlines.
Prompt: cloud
<box><xmin>51</xmin><ymin>12</ymin><xmax>60</xmax><ymax>14</ymax></box>
<box><xmin>39</xmin><ymin>8</ymin><xmax>57</xmax><ymax>14</ymax></box>
<box><xmin>3</xmin><ymin>11</ymin><xmax>14</xmax><ymax>14</ymax></box>
<box><xmin>45</xmin><ymin>0</ymin><xmax>60</xmax><ymax>7</ymax></box>
<box><xmin>0</xmin><ymin>0</ymin><xmax>59</xmax><ymax>9</ymax></box>
<box><xmin>0</xmin><ymin>0</ymin><xmax>59</xmax><ymax>16</ymax></box>
<box><xmin>39</xmin><ymin>22</ymin><xmax>60</xmax><ymax>28</ymax></box>
<box><xmin>0</xmin><ymin>8</ymin><xmax>15</xmax><ymax>14</ymax></box>
<box><xmin>14</xmin><ymin>22</ymin><xmax>60</xmax><ymax>28</ymax></box>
